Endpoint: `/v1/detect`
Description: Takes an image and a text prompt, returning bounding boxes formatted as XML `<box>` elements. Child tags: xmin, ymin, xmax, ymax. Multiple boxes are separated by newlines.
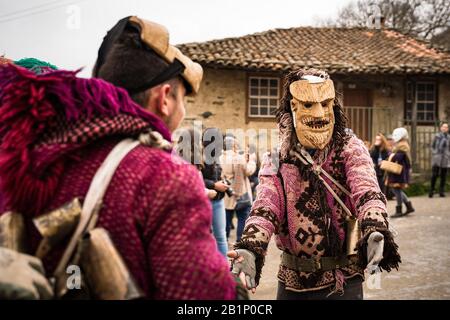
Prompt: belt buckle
<box><xmin>312</xmin><ymin>258</ymin><xmax>322</xmax><ymax>272</ymax></box>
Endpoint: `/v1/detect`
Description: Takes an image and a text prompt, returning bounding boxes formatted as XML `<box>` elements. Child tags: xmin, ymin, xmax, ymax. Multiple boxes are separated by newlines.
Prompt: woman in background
<box><xmin>363</xmin><ymin>140</ymin><xmax>371</xmax><ymax>151</ymax></box>
<box><xmin>175</xmin><ymin>127</ymin><xmax>219</xmax><ymax>197</ymax></box>
<box><xmin>201</xmin><ymin>128</ymin><xmax>229</xmax><ymax>257</ymax></box>
<box><xmin>386</xmin><ymin>128</ymin><xmax>415</xmax><ymax>218</ymax></box>
<box><xmin>221</xmin><ymin>136</ymin><xmax>256</xmax><ymax>242</ymax></box>
<box><xmin>247</xmin><ymin>143</ymin><xmax>260</xmax><ymax>200</ymax></box>
<box><xmin>384</xmin><ymin>134</ymin><xmax>396</xmax><ymax>200</ymax></box>
<box><xmin>370</xmin><ymin>133</ymin><xmax>390</xmax><ymax>195</ymax></box>
<box><xmin>175</xmin><ymin>128</ymin><xmax>230</xmax><ymax>257</ymax></box>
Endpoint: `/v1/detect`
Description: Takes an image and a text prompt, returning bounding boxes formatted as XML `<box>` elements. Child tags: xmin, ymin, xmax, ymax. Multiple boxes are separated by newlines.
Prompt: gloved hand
<box><xmin>366</xmin><ymin>231</ymin><xmax>384</xmax><ymax>274</ymax></box>
<box><xmin>227</xmin><ymin>249</ymin><xmax>257</xmax><ymax>293</ymax></box>
<box><xmin>0</xmin><ymin>247</ymin><xmax>54</xmax><ymax>299</ymax></box>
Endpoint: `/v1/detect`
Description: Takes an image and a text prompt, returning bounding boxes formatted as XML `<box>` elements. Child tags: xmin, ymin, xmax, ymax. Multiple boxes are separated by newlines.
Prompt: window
<box><xmin>405</xmin><ymin>81</ymin><xmax>437</xmax><ymax>124</ymax></box>
<box><xmin>248</xmin><ymin>76</ymin><xmax>280</xmax><ymax>117</ymax></box>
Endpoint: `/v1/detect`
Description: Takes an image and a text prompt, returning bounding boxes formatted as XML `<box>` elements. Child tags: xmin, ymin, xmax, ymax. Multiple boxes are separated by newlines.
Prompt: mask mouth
<box><xmin>301</xmin><ymin>116</ymin><xmax>331</xmax><ymax>130</ymax></box>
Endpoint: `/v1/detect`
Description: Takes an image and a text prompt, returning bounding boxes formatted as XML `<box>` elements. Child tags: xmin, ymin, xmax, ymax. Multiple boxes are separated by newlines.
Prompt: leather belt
<box><xmin>281</xmin><ymin>252</ymin><xmax>350</xmax><ymax>272</ymax></box>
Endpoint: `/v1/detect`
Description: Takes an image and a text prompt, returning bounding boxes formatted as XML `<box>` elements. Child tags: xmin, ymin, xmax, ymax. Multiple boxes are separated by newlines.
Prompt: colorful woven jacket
<box><xmin>0</xmin><ymin>64</ymin><xmax>239</xmax><ymax>299</ymax></box>
<box><xmin>235</xmin><ymin>113</ymin><xmax>401</xmax><ymax>293</ymax></box>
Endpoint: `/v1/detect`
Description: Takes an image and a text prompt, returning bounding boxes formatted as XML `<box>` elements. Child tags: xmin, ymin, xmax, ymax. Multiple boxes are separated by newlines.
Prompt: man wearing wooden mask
<box><xmin>229</xmin><ymin>69</ymin><xmax>401</xmax><ymax>299</ymax></box>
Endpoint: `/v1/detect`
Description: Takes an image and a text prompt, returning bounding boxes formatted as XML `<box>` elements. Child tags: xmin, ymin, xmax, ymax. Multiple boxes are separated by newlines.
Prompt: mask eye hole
<box><xmin>321</xmin><ymin>99</ymin><xmax>333</xmax><ymax>108</ymax></box>
<box><xmin>304</xmin><ymin>103</ymin><xmax>312</xmax><ymax>109</ymax></box>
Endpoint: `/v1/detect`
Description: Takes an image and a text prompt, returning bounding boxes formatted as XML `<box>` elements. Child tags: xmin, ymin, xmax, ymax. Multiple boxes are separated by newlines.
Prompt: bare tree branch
<box><xmin>322</xmin><ymin>0</ymin><xmax>450</xmax><ymax>44</ymax></box>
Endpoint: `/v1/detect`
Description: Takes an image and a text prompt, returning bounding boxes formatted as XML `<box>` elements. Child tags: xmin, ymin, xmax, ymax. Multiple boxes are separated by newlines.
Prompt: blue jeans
<box><xmin>392</xmin><ymin>188</ymin><xmax>409</xmax><ymax>207</ymax></box>
<box><xmin>211</xmin><ymin>199</ymin><xmax>228</xmax><ymax>257</ymax></box>
<box><xmin>226</xmin><ymin>205</ymin><xmax>251</xmax><ymax>242</ymax></box>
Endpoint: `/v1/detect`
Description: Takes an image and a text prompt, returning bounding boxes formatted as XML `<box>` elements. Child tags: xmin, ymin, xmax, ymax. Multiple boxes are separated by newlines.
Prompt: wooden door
<box><xmin>343</xmin><ymin>88</ymin><xmax>373</xmax><ymax>142</ymax></box>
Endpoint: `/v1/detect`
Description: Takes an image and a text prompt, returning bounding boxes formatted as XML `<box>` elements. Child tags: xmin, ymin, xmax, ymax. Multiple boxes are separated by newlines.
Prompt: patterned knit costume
<box><xmin>235</xmin><ymin>69</ymin><xmax>401</xmax><ymax>297</ymax></box>
<box><xmin>0</xmin><ymin>63</ymin><xmax>242</xmax><ymax>299</ymax></box>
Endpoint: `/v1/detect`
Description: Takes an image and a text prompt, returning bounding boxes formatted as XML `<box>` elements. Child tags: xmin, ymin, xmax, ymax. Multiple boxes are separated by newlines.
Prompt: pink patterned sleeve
<box><xmin>343</xmin><ymin>136</ymin><xmax>388</xmax><ymax>223</ymax></box>
<box><xmin>343</xmin><ymin>136</ymin><xmax>401</xmax><ymax>272</ymax></box>
<box><xmin>234</xmin><ymin>153</ymin><xmax>285</xmax><ymax>285</ymax></box>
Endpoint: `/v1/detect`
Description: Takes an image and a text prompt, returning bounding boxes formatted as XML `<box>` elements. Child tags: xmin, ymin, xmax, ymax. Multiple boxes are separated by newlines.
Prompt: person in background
<box><xmin>384</xmin><ymin>134</ymin><xmax>395</xmax><ymax>200</ymax></box>
<box><xmin>201</xmin><ymin>127</ymin><xmax>229</xmax><ymax>257</ymax></box>
<box><xmin>221</xmin><ymin>136</ymin><xmax>256</xmax><ymax>242</ymax></box>
<box><xmin>175</xmin><ymin>128</ymin><xmax>218</xmax><ymax>199</ymax></box>
<box><xmin>247</xmin><ymin>143</ymin><xmax>260</xmax><ymax>200</ymax></box>
<box><xmin>363</xmin><ymin>140</ymin><xmax>371</xmax><ymax>151</ymax></box>
<box><xmin>386</xmin><ymin>128</ymin><xmax>415</xmax><ymax>218</ymax></box>
<box><xmin>370</xmin><ymin>133</ymin><xmax>390</xmax><ymax>195</ymax></box>
<box><xmin>175</xmin><ymin>128</ymin><xmax>203</xmax><ymax>170</ymax></box>
<box><xmin>222</xmin><ymin>133</ymin><xmax>237</xmax><ymax>231</ymax></box>
<box><xmin>429</xmin><ymin>122</ymin><xmax>449</xmax><ymax>198</ymax></box>
<box><xmin>386</xmin><ymin>134</ymin><xmax>395</xmax><ymax>151</ymax></box>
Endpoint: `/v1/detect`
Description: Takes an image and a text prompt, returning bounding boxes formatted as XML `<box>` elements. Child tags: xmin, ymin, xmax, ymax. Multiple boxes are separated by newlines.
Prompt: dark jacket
<box><xmin>387</xmin><ymin>141</ymin><xmax>411</xmax><ymax>189</ymax></box>
<box><xmin>202</xmin><ymin>162</ymin><xmax>225</xmax><ymax>200</ymax></box>
<box><xmin>370</xmin><ymin>146</ymin><xmax>390</xmax><ymax>177</ymax></box>
<box><xmin>431</xmin><ymin>132</ymin><xmax>450</xmax><ymax>168</ymax></box>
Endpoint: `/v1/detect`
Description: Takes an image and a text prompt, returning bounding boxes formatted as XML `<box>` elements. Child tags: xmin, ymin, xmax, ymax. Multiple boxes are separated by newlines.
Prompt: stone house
<box><xmin>178</xmin><ymin>26</ymin><xmax>450</xmax><ymax>170</ymax></box>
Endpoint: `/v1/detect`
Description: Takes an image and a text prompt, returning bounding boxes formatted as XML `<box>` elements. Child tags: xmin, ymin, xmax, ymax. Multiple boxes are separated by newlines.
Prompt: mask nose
<box><xmin>310</xmin><ymin>102</ymin><xmax>324</xmax><ymax>118</ymax></box>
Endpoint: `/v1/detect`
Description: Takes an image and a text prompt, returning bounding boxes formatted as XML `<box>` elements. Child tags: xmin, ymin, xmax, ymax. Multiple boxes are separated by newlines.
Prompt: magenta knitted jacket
<box><xmin>38</xmin><ymin>138</ymin><xmax>237</xmax><ymax>299</ymax></box>
<box><xmin>0</xmin><ymin>64</ymin><xmax>237</xmax><ymax>299</ymax></box>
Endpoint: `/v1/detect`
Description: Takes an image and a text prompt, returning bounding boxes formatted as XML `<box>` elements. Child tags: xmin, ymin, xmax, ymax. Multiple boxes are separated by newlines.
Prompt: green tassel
<box><xmin>14</xmin><ymin>57</ymin><xmax>58</xmax><ymax>74</ymax></box>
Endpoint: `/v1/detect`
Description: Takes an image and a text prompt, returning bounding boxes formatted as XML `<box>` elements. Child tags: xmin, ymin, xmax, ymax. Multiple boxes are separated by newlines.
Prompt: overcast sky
<box><xmin>0</xmin><ymin>0</ymin><xmax>353</xmax><ymax>76</ymax></box>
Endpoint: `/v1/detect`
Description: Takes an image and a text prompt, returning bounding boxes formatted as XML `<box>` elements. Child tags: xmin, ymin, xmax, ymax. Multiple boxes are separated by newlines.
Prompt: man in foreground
<box><xmin>0</xmin><ymin>17</ymin><xmax>245</xmax><ymax>299</ymax></box>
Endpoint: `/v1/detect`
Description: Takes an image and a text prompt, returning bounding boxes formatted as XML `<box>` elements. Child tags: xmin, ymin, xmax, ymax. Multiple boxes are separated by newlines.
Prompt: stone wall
<box><xmin>182</xmin><ymin>68</ymin><xmax>279</xmax><ymax>155</ymax></box>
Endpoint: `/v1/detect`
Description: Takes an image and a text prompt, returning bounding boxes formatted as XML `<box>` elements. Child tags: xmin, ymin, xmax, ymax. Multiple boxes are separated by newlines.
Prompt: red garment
<box><xmin>0</xmin><ymin>65</ymin><xmax>237</xmax><ymax>299</ymax></box>
<box><xmin>29</xmin><ymin>137</ymin><xmax>236</xmax><ymax>299</ymax></box>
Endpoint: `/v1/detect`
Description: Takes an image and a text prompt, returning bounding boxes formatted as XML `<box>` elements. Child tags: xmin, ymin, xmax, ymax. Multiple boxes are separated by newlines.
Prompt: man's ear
<box><xmin>152</xmin><ymin>84</ymin><xmax>172</xmax><ymax>117</ymax></box>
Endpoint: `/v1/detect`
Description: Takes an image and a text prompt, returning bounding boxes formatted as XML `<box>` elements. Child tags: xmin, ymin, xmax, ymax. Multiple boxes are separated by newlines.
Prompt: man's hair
<box><xmin>94</xmin><ymin>25</ymin><xmax>179</xmax><ymax>106</ymax></box>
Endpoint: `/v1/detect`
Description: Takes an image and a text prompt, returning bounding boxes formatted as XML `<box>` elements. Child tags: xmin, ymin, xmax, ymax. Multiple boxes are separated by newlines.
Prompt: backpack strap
<box><xmin>53</xmin><ymin>138</ymin><xmax>140</xmax><ymax>282</ymax></box>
